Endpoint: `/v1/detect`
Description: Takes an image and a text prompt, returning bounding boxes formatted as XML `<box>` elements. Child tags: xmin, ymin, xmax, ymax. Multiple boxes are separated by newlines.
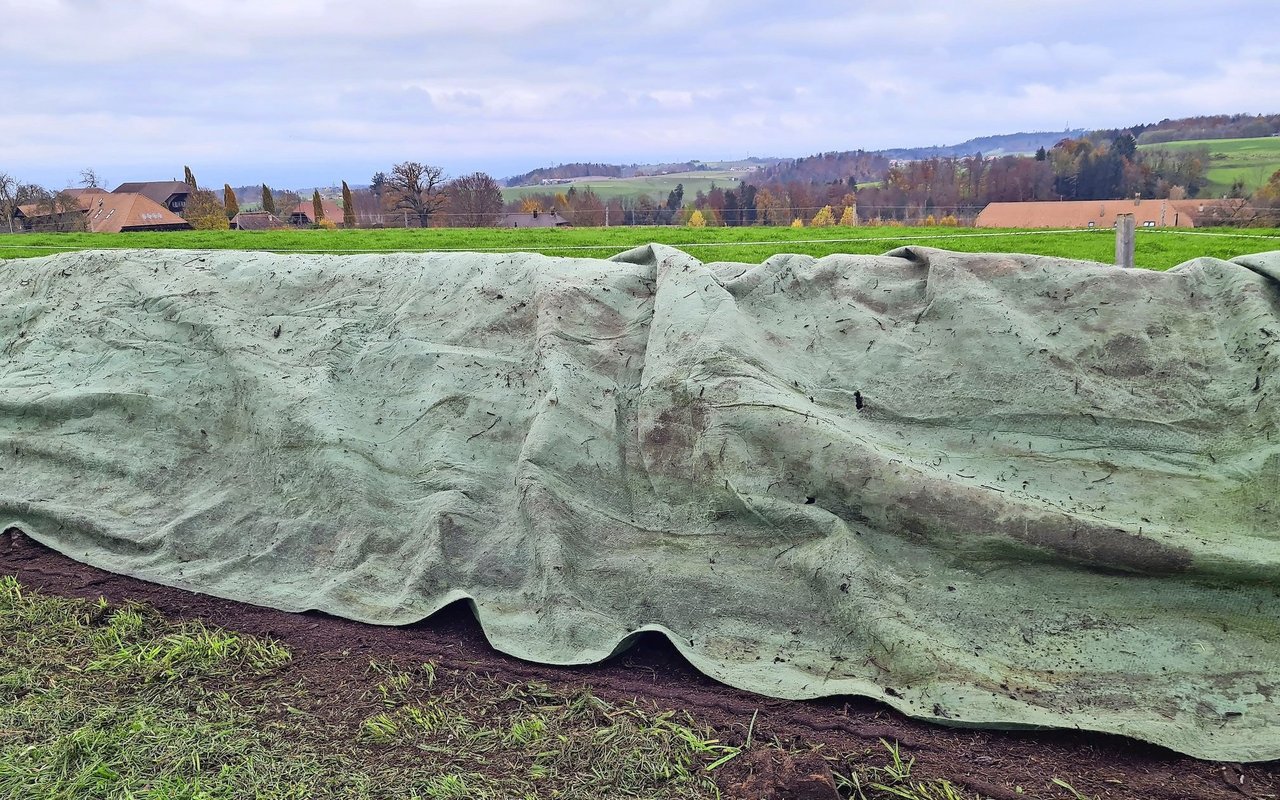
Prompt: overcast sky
<box><xmin>3</xmin><ymin>0</ymin><xmax>1278</xmax><ymax>190</ymax></box>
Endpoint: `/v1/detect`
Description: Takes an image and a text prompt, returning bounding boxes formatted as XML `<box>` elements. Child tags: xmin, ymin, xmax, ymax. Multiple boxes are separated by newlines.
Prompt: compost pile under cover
<box><xmin>2</xmin><ymin>245</ymin><xmax>1278</xmax><ymax>761</ymax></box>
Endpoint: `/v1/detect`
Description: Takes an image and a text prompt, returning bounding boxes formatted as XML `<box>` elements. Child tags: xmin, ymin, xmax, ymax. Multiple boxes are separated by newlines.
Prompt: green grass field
<box><xmin>1139</xmin><ymin>136</ymin><xmax>1280</xmax><ymax>196</ymax></box>
<box><xmin>2</xmin><ymin>225</ymin><xmax>1278</xmax><ymax>271</ymax></box>
<box><xmin>501</xmin><ymin>170</ymin><xmax>748</xmax><ymax>203</ymax></box>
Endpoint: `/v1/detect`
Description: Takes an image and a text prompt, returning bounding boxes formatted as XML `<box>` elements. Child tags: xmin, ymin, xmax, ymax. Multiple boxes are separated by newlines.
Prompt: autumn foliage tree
<box><xmin>563</xmin><ymin>186</ymin><xmax>605</xmax><ymax>226</ymax></box>
<box><xmin>223</xmin><ymin>184</ymin><xmax>239</xmax><ymax>220</ymax></box>
<box><xmin>312</xmin><ymin>190</ymin><xmax>324</xmax><ymax>224</ymax></box>
<box><xmin>754</xmin><ymin>188</ymin><xmax>786</xmax><ymax>226</ymax></box>
<box><xmin>1253</xmin><ymin>168</ymin><xmax>1280</xmax><ymax>226</ymax></box>
<box><xmin>386</xmin><ymin>161</ymin><xmax>447</xmax><ymax>227</ymax></box>
<box><xmin>184</xmin><ymin>189</ymin><xmax>228</xmax><ymax>230</ymax></box>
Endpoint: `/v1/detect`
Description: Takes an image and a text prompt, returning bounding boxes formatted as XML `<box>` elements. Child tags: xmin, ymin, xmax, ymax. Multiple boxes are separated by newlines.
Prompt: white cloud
<box><xmin>1</xmin><ymin>0</ymin><xmax>1278</xmax><ymax>186</ymax></box>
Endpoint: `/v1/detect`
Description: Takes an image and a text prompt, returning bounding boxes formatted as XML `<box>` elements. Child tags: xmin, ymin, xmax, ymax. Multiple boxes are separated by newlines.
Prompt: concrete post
<box><xmin>1115</xmin><ymin>213</ymin><xmax>1136</xmax><ymax>269</ymax></box>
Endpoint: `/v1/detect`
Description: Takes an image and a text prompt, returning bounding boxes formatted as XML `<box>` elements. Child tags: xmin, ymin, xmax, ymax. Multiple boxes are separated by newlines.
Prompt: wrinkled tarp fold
<box><xmin>2</xmin><ymin>245</ymin><xmax>1278</xmax><ymax>761</ymax></box>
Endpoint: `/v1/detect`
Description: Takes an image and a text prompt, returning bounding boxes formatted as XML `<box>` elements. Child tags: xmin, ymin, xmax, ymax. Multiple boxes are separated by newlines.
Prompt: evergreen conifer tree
<box><xmin>183</xmin><ymin>166</ymin><xmax>197</xmax><ymax>188</ymax></box>
<box><xmin>312</xmin><ymin>190</ymin><xmax>324</xmax><ymax>224</ymax></box>
<box><xmin>341</xmin><ymin>181</ymin><xmax>356</xmax><ymax>228</ymax></box>
<box><xmin>223</xmin><ymin>184</ymin><xmax>239</xmax><ymax>220</ymax></box>
<box><xmin>261</xmin><ymin>185</ymin><xmax>276</xmax><ymax>215</ymax></box>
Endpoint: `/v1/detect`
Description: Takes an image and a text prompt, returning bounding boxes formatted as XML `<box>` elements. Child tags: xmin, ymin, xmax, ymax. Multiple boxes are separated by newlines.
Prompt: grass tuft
<box><xmin>1</xmin><ymin>575</ymin><xmax>1039</xmax><ymax>799</ymax></box>
<box><xmin>834</xmin><ymin>740</ymin><xmax>977</xmax><ymax>800</ymax></box>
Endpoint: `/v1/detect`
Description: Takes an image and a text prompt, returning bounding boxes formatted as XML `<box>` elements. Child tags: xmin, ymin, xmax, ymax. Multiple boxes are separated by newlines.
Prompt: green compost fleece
<box><xmin>2</xmin><ymin>244</ymin><xmax>1278</xmax><ymax>761</ymax></box>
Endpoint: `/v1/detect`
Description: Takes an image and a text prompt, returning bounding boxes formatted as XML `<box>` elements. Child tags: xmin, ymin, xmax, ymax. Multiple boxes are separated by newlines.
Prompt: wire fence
<box><xmin>0</xmin><ymin>228</ymin><xmax>1097</xmax><ymax>254</ymax></box>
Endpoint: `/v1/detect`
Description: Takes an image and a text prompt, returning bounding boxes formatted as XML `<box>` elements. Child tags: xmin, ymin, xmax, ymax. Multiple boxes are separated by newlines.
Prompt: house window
<box><xmin>1087</xmin><ymin>221</ymin><xmax>1095</xmax><ymax>228</ymax></box>
<box><xmin>1143</xmin><ymin>221</ymin><xmax>1156</xmax><ymax>227</ymax></box>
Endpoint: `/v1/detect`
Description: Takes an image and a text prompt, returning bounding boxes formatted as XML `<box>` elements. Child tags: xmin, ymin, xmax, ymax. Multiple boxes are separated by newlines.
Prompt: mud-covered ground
<box><xmin>2</xmin><ymin>528</ymin><xmax>1274</xmax><ymax>799</ymax></box>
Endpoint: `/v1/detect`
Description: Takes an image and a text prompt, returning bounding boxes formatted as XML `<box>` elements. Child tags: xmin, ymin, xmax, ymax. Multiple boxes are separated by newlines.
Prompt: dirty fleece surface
<box><xmin>1</xmin><ymin>245</ymin><xmax>1277</xmax><ymax>762</ymax></box>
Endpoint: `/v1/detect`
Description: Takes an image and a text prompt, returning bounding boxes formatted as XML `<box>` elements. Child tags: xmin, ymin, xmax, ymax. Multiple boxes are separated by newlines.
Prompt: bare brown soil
<box><xmin>2</xmin><ymin>527</ymin><xmax>1275</xmax><ymax>800</ymax></box>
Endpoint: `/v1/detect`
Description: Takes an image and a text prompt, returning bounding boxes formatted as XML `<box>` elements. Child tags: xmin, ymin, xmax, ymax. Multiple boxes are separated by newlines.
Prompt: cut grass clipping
<box><xmin>0</xmin><ymin>574</ymin><xmax>1089</xmax><ymax>799</ymax></box>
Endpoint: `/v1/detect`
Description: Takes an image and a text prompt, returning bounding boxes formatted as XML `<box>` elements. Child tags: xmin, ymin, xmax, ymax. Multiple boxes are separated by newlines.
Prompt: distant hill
<box><xmin>1137</xmin><ymin>136</ymin><xmax>1280</xmax><ymax>195</ymax></box>
<box><xmin>504</xmin><ymin>163</ymin><xmax>625</xmax><ymax>187</ymax></box>
<box><xmin>504</xmin><ymin>158</ymin><xmax>785</xmax><ymax>187</ymax></box>
<box><xmin>503</xmin><ymin>133</ymin><xmax>1084</xmax><ymax>192</ymax></box>
<box><xmin>629</xmin><ymin>157</ymin><xmax>786</xmax><ymax>177</ymax></box>
<box><xmin>756</xmin><ymin>151</ymin><xmax>889</xmax><ymax>187</ymax></box>
<box><xmin>877</xmin><ymin>129</ymin><xmax>1086</xmax><ymax>160</ymax></box>
<box><xmin>1117</xmin><ymin>113</ymin><xmax>1280</xmax><ymax>145</ymax></box>
<box><xmin>501</xmin><ymin>114</ymin><xmax>1280</xmax><ymax>195</ymax></box>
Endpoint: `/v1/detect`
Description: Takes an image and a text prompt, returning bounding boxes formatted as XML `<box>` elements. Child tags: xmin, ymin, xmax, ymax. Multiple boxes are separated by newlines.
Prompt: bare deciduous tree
<box><xmin>78</xmin><ymin>168</ymin><xmax>103</xmax><ymax>189</ymax></box>
<box><xmin>445</xmin><ymin>172</ymin><xmax>504</xmax><ymax>227</ymax></box>
<box><xmin>387</xmin><ymin>162</ymin><xmax>447</xmax><ymax>227</ymax></box>
<box><xmin>275</xmin><ymin>189</ymin><xmax>302</xmax><ymax>222</ymax></box>
<box><xmin>24</xmin><ymin>188</ymin><xmax>87</xmax><ymax>232</ymax></box>
<box><xmin>0</xmin><ymin>172</ymin><xmax>16</xmax><ymax>234</ymax></box>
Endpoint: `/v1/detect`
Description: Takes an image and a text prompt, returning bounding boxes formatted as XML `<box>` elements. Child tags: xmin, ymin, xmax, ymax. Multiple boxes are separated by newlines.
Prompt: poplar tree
<box><xmin>312</xmin><ymin>190</ymin><xmax>324</xmax><ymax>224</ymax></box>
<box><xmin>341</xmin><ymin>181</ymin><xmax>356</xmax><ymax>228</ymax></box>
<box><xmin>223</xmin><ymin>184</ymin><xmax>239</xmax><ymax>220</ymax></box>
<box><xmin>183</xmin><ymin>166</ymin><xmax>197</xmax><ymax>188</ymax></box>
<box><xmin>261</xmin><ymin>185</ymin><xmax>276</xmax><ymax>215</ymax></box>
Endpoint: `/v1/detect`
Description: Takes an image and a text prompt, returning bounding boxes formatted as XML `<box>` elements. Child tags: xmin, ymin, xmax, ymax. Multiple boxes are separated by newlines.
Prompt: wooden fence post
<box><xmin>1115</xmin><ymin>213</ymin><xmax>1136</xmax><ymax>269</ymax></box>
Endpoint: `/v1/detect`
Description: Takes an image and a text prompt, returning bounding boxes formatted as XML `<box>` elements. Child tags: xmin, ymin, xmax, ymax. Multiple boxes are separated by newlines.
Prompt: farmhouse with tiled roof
<box><xmin>16</xmin><ymin>188</ymin><xmax>192</xmax><ymax>233</ymax></box>
<box><xmin>287</xmin><ymin>199</ymin><xmax>345</xmax><ymax>226</ymax></box>
<box><xmin>976</xmin><ymin>198</ymin><xmax>1238</xmax><ymax>229</ymax></box>
<box><xmin>112</xmin><ymin>181</ymin><xmax>195</xmax><ymax>215</ymax></box>
<box><xmin>230</xmin><ymin>210</ymin><xmax>287</xmax><ymax>230</ymax></box>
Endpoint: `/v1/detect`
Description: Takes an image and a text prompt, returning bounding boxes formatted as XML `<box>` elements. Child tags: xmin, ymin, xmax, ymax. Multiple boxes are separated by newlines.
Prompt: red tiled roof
<box><xmin>975</xmin><ymin>199</ymin><xmax>1233</xmax><ymax>229</ymax></box>
<box><xmin>289</xmin><ymin>199</ymin><xmax>345</xmax><ymax>224</ymax></box>
<box><xmin>230</xmin><ymin>211</ymin><xmax>287</xmax><ymax>231</ymax></box>
<box><xmin>112</xmin><ymin>181</ymin><xmax>193</xmax><ymax>206</ymax></box>
<box><xmin>20</xmin><ymin>191</ymin><xmax>191</xmax><ymax>232</ymax></box>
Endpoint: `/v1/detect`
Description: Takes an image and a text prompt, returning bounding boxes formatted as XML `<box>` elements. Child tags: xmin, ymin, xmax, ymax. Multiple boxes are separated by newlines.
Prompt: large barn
<box><xmin>975</xmin><ymin>198</ymin><xmax>1241</xmax><ymax>228</ymax></box>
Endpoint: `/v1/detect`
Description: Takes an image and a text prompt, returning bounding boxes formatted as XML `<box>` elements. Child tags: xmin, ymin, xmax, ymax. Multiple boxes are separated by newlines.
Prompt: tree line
<box><xmin>5</xmin><ymin>134</ymin><xmax>1279</xmax><ymax>233</ymax></box>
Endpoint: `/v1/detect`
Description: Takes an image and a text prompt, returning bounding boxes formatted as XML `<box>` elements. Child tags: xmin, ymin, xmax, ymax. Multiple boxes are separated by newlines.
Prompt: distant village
<box><xmin>3</xmin><ymin>177</ymin><xmax>578</xmax><ymax>234</ymax></box>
